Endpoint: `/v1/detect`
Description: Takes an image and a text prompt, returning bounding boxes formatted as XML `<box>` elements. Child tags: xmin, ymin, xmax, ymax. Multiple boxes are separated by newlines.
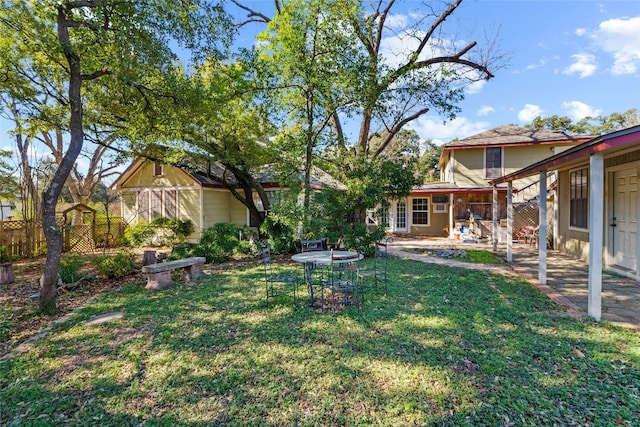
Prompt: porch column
<box><xmin>449</xmin><ymin>193</ymin><xmax>455</xmax><ymax>239</ymax></box>
<box><xmin>588</xmin><ymin>153</ymin><xmax>604</xmax><ymax>321</ymax></box>
<box><xmin>507</xmin><ymin>181</ymin><xmax>513</xmax><ymax>262</ymax></box>
<box><xmin>492</xmin><ymin>185</ymin><xmax>498</xmax><ymax>252</ymax></box>
<box><xmin>538</xmin><ymin>171</ymin><xmax>548</xmax><ymax>285</ymax></box>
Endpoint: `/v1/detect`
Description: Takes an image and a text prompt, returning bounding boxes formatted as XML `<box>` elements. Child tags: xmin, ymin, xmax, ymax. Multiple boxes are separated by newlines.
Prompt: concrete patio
<box><xmin>388</xmin><ymin>236</ymin><xmax>640</xmax><ymax>331</ymax></box>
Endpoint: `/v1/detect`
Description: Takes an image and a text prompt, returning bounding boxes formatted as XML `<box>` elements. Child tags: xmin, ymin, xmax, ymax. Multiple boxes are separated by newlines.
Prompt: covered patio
<box><xmin>488</xmin><ymin>125</ymin><xmax>640</xmax><ymax>322</ymax></box>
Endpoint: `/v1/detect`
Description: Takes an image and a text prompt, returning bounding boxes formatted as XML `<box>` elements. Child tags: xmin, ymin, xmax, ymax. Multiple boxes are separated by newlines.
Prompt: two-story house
<box><xmin>378</xmin><ymin>126</ymin><xmax>592</xmax><ymax>238</ymax></box>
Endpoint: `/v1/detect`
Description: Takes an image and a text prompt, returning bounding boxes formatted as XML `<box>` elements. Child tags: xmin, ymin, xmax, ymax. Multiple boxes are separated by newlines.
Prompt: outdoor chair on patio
<box><xmin>301</xmin><ymin>239</ymin><xmax>324</xmax><ymax>252</ymax></box>
<box><xmin>301</xmin><ymin>238</ymin><xmax>327</xmax><ymax>291</ymax></box>
<box><xmin>324</xmin><ymin>251</ymin><xmax>362</xmax><ymax>312</ymax></box>
<box><xmin>357</xmin><ymin>237</ymin><xmax>392</xmax><ymax>295</ymax></box>
<box><xmin>516</xmin><ymin>225</ymin><xmax>540</xmax><ymax>247</ymax></box>
<box><xmin>261</xmin><ymin>245</ymin><xmax>298</xmax><ymax>306</ymax></box>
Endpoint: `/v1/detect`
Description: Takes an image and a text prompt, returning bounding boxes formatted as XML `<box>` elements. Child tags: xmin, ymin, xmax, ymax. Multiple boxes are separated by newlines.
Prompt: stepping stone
<box><xmin>86</xmin><ymin>311</ymin><xmax>123</xmax><ymax>325</ymax></box>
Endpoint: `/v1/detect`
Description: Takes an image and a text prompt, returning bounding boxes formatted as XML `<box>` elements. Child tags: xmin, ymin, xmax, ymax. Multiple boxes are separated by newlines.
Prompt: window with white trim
<box><xmin>569</xmin><ymin>168</ymin><xmax>588</xmax><ymax>229</ymax></box>
<box><xmin>485</xmin><ymin>147</ymin><xmax>502</xmax><ymax>179</ymax></box>
<box><xmin>366</xmin><ymin>205</ymin><xmax>390</xmax><ymax>227</ymax></box>
<box><xmin>433</xmin><ymin>203</ymin><xmax>447</xmax><ymax>213</ymax></box>
<box><xmin>412</xmin><ymin>198</ymin><xmax>430</xmax><ymax>225</ymax></box>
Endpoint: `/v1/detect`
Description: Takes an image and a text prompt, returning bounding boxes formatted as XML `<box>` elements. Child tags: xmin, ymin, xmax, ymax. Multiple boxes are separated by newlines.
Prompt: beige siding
<box><xmin>452</xmin><ymin>149</ymin><xmax>486</xmax><ymax>186</ymax></box>
<box><xmin>450</xmin><ymin>144</ymin><xmax>576</xmax><ymax>188</ymax></box>
<box><xmin>410</xmin><ymin>211</ymin><xmax>449</xmax><ymax>236</ymax></box>
<box><xmin>178</xmin><ymin>189</ymin><xmax>202</xmax><ymax>241</ymax></box>
<box><xmin>121</xmin><ymin>161</ymin><xmax>196</xmax><ymax>189</ymax></box>
<box><xmin>201</xmin><ymin>189</ymin><xmax>250</xmax><ymax>231</ymax></box>
<box><xmin>202</xmin><ymin>189</ymin><xmax>233</xmax><ymax>229</ymax></box>
<box><xmin>406</xmin><ymin>197</ymin><xmax>450</xmax><ymax>236</ymax></box>
<box><xmin>504</xmin><ymin>145</ymin><xmax>559</xmax><ymax>189</ymax></box>
<box><xmin>229</xmin><ymin>198</ymin><xmax>248</xmax><ymax>226</ymax></box>
<box><xmin>120</xmin><ymin>191</ymin><xmax>138</xmax><ymax>225</ymax></box>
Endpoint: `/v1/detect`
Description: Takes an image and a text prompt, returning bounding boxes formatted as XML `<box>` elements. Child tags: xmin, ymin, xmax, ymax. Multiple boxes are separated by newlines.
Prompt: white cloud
<box><xmin>518</xmin><ymin>104</ymin><xmax>544</xmax><ymax>122</ymax></box>
<box><xmin>477</xmin><ymin>105</ymin><xmax>495</xmax><ymax>117</ymax></box>
<box><xmin>385</xmin><ymin>13</ymin><xmax>408</xmax><ymax>30</ymax></box>
<box><xmin>562</xmin><ymin>53</ymin><xmax>597</xmax><ymax>78</ymax></box>
<box><xmin>526</xmin><ymin>58</ymin><xmax>548</xmax><ymax>70</ymax></box>
<box><xmin>465</xmin><ymin>79</ymin><xmax>486</xmax><ymax>95</ymax></box>
<box><xmin>592</xmin><ymin>16</ymin><xmax>640</xmax><ymax>75</ymax></box>
<box><xmin>408</xmin><ymin>116</ymin><xmax>491</xmax><ymax>145</ymax></box>
<box><xmin>575</xmin><ymin>28</ymin><xmax>587</xmax><ymax>37</ymax></box>
<box><xmin>562</xmin><ymin>101</ymin><xmax>601</xmax><ymax>121</ymax></box>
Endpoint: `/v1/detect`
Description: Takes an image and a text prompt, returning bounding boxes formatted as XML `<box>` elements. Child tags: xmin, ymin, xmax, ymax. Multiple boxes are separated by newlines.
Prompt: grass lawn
<box><xmin>1</xmin><ymin>256</ymin><xmax>638</xmax><ymax>426</ymax></box>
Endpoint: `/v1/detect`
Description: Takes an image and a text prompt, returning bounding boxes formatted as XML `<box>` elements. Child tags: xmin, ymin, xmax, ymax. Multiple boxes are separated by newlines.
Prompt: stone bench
<box><xmin>141</xmin><ymin>256</ymin><xmax>206</xmax><ymax>290</ymax></box>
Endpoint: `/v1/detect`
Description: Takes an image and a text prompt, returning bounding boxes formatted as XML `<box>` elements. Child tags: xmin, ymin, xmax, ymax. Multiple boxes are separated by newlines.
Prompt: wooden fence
<box><xmin>0</xmin><ymin>217</ymin><xmax>125</xmax><ymax>258</ymax></box>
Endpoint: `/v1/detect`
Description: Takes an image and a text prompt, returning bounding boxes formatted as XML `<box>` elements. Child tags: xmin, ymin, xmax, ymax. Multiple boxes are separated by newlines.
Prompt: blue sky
<box><xmin>396</xmin><ymin>0</ymin><xmax>640</xmax><ymax>144</ymax></box>
<box><xmin>230</xmin><ymin>0</ymin><xmax>639</xmax><ymax>145</ymax></box>
<box><xmin>2</xmin><ymin>1</ymin><xmax>638</xmax><ymax>156</ymax></box>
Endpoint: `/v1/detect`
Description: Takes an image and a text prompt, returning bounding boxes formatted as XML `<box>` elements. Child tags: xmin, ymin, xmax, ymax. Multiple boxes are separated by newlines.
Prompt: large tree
<box><xmin>238</xmin><ymin>0</ymin><xmax>500</xmax><ymax>221</ymax></box>
<box><xmin>0</xmin><ymin>0</ymin><xmax>231</xmax><ymax>311</ymax></box>
<box><xmin>527</xmin><ymin>109</ymin><xmax>640</xmax><ymax>134</ymax></box>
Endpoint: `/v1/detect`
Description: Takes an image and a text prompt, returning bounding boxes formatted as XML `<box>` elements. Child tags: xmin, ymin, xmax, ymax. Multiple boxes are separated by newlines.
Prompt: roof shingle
<box><xmin>443</xmin><ymin>125</ymin><xmax>592</xmax><ymax>148</ymax></box>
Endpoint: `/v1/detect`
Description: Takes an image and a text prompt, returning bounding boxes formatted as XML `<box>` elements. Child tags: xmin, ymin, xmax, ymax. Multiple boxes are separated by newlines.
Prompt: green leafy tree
<box><xmin>238</xmin><ymin>0</ymin><xmax>501</xmax><ymax>223</ymax></box>
<box><xmin>417</xmin><ymin>140</ymin><xmax>443</xmax><ymax>183</ymax></box>
<box><xmin>0</xmin><ymin>149</ymin><xmax>18</xmax><ymax>202</ymax></box>
<box><xmin>151</xmin><ymin>61</ymin><xmax>279</xmax><ymax>229</ymax></box>
<box><xmin>255</xmin><ymin>0</ymin><xmax>361</xmax><ymax>216</ymax></box>
<box><xmin>0</xmin><ymin>0</ymin><xmax>231</xmax><ymax>311</ymax></box>
<box><xmin>526</xmin><ymin>109</ymin><xmax>640</xmax><ymax>135</ymax></box>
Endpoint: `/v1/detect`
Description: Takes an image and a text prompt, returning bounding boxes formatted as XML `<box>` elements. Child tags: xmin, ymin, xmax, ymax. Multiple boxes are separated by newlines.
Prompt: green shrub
<box><xmin>123</xmin><ymin>220</ymin><xmax>155</xmax><ymax>247</ymax></box>
<box><xmin>91</xmin><ymin>251</ymin><xmax>138</xmax><ymax>279</ymax></box>
<box><xmin>169</xmin><ymin>218</ymin><xmax>195</xmax><ymax>243</ymax></box>
<box><xmin>0</xmin><ymin>245</ymin><xmax>16</xmax><ymax>263</ymax></box>
<box><xmin>167</xmin><ymin>243</ymin><xmax>197</xmax><ymax>261</ymax></box>
<box><xmin>59</xmin><ymin>253</ymin><xmax>85</xmax><ymax>283</ymax></box>
<box><xmin>32</xmin><ymin>243</ymin><xmax>47</xmax><ymax>257</ymax></box>
<box><xmin>123</xmin><ymin>217</ymin><xmax>195</xmax><ymax>247</ymax></box>
<box><xmin>195</xmin><ymin>222</ymin><xmax>255</xmax><ymax>263</ymax></box>
<box><xmin>340</xmin><ymin>222</ymin><xmax>385</xmax><ymax>255</ymax></box>
<box><xmin>259</xmin><ymin>213</ymin><xmax>297</xmax><ymax>254</ymax></box>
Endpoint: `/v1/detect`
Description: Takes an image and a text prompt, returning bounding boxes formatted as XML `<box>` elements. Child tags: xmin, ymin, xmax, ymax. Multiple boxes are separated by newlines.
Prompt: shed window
<box><xmin>570</xmin><ymin>168</ymin><xmax>588</xmax><ymax>229</ymax></box>
<box><xmin>136</xmin><ymin>189</ymin><xmax>177</xmax><ymax>222</ymax></box>
<box><xmin>154</xmin><ymin>161</ymin><xmax>164</xmax><ymax>176</ymax></box>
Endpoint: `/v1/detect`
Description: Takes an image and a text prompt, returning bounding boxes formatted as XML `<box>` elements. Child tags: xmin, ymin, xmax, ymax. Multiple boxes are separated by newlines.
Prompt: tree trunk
<box><xmin>0</xmin><ymin>263</ymin><xmax>14</xmax><ymax>284</ymax></box>
<box><xmin>39</xmin><ymin>4</ymin><xmax>85</xmax><ymax>312</ymax></box>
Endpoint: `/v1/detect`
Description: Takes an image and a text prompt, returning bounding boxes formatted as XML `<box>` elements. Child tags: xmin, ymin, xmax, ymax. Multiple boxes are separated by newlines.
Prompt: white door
<box><xmin>395</xmin><ymin>200</ymin><xmax>408</xmax><ymax>233</ymax></box>
<box><xmin>612</xmin><ymin>167</ymin><xmax>638</xmax><ymax>272</ymax></box>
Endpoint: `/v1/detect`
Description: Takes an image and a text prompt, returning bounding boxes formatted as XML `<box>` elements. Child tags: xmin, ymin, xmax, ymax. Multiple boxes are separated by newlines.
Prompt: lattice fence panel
<box><xmin>513</xmin><ymin>202</ymin><xmax>539</xmax><ymax>238</ymax></box>
<box><xmin>0</xmin><ymin>219</ymin><xmax>61</xmax><ymax>258</ymax></box>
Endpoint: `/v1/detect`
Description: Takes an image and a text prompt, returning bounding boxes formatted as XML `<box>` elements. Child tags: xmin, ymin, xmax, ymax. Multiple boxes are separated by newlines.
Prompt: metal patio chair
<box><xmin>261</xmin><ymin>245</ymin><xmax>298</xmax><ymax>306</ymax></box>
<box><xmin>324</xmin><ymin>251</ymin><xmax>362</xmax><ymax>312</ymax></box>
<box><xmin>357</xmin><ymin>237</ymin><xmax>393</xmax><ymax>295</ymax></box>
